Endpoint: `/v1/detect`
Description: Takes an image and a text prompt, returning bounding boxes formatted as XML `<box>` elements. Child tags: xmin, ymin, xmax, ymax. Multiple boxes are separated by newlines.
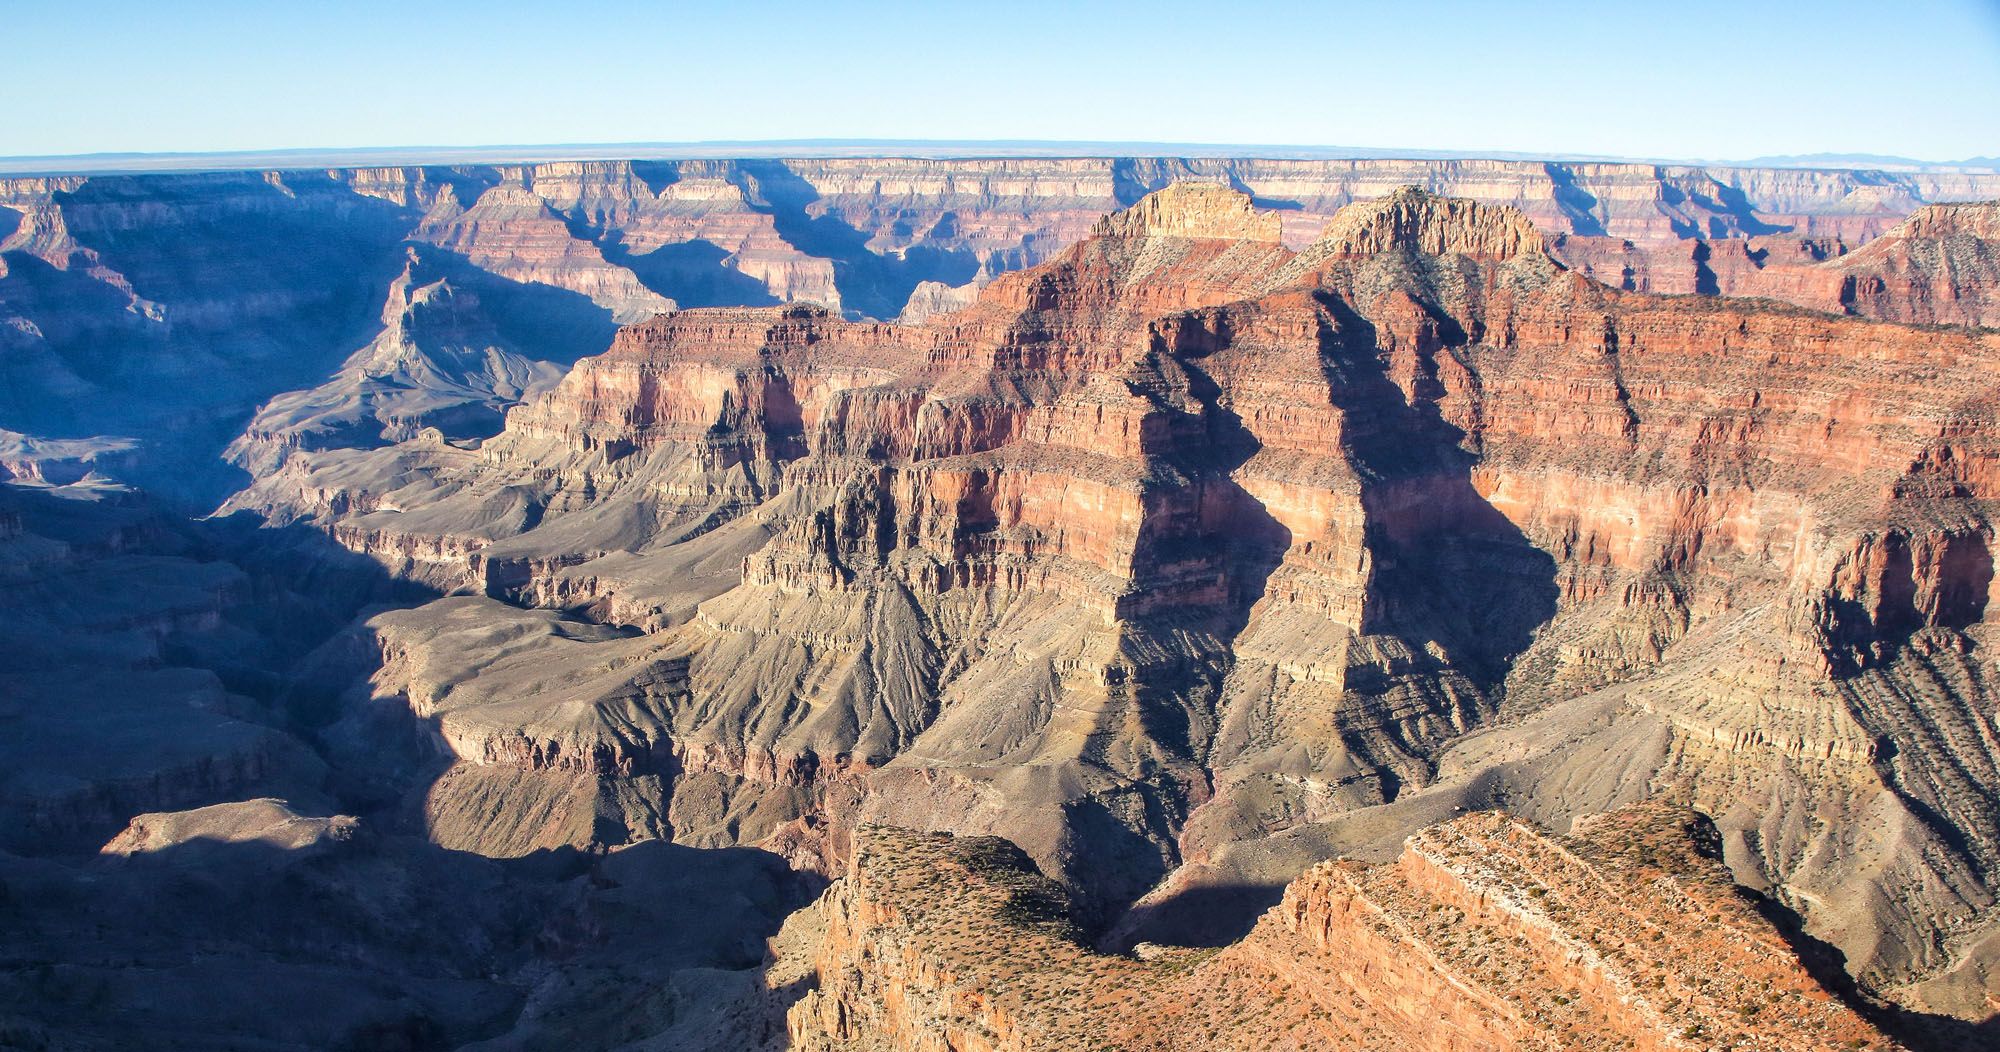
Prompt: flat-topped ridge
<box><xmin>1089</xmin><ymin>181</ymin><xmax>1284</xmax><ymax>243</ymax></box>
<box><xmin>1890</xmin><ymin>199</ymin><xmax>2000</xmax><ymax>240</ymax></box>
<box><xmin>1304</xmin><ymin>183</ymin><xmax>1549</xmax><ymax>262</ymax></box>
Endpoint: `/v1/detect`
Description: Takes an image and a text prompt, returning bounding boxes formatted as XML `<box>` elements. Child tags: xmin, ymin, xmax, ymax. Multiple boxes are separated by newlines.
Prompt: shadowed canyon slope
<box><xmin>7</xmin><ymin>163</ymin><xmax>2000</xmax><ymax>1049</ymax></box>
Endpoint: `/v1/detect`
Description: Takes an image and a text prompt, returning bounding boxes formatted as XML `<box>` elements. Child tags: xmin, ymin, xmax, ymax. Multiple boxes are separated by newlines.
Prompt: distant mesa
<box><xmin>1089</xmin><ymin>180</ymin><xmax>1285</xmax><ymax>242</ymax></box>
<box><xmin>1306</xmin><ymin>183</ymin><xmax>1549</xmax><ymax>260</ymax></box>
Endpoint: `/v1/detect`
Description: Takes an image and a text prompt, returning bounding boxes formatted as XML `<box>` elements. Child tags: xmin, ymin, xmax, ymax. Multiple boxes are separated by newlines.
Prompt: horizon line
<box><xmin>2</xmin><ymin>138</ymin><xmax>1995</xmax><ymax>179</ymax></box>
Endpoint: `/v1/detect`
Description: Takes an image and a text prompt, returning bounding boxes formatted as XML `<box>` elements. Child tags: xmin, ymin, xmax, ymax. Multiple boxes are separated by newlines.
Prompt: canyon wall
<box><xmin>9</xmin><ymin>165</ymin><xmax>2000</xmax><ymax>1048</ymax></box>
<box><xmin>221</xmin><ymin>182</ymin><xmax>2000</xmax><ymax>1036</ymax></box>
<box><xmin>5</xmin><ymin>157</ymin><xmax>1996</xmax><ymax>497</ymax></box>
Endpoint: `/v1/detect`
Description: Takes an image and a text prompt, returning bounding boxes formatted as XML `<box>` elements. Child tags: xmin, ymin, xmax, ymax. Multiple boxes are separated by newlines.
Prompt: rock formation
<box><xmin>1828</xmin><ymin>201</ymin><xmax>2000</xmax><ymax>327</ymax></box>
<box><xmin>6</xmin><ymin>158</ymin><xmax>1999</xmax><ymax>496</ymax></box>
<box><xmin>0</xmin><ymin>797</ymin><xmax>815</xmax><ymax>1050</ymax></box>
<box><xmin>416</xmin><ymin>182</ymin><xmax>677</xmax><ymax>323</ymax></box>
<box><xmin>1546</xmin><ymin>199</ymin><xmax>2000</xmax><ymax>331</ymax></box>
<box><xmin>9</xmin><ymin>165</ymin><xmax>2000</xmax><ymax>1049</ymax></box>
<box><xmin>784</xmin><ymin>804</ymin><xmax>1902</xmax><ymax>1051</ymax></box>
<box><xmin>0</xmin><ymin>479</ymin><xmax>333</xmax><ymax>855</ymax></box>
<box><xmin>100</xmin><ymin>798</ymin><xmax>362</xmax><ymax>857</ymax></box>
<box><xmin>222</xmin><ymin>182</ymin><xmax>2000</xmax><ymax>1039</ymax></box>
<box><xmin>224</xmin><ymin>246</ymin><xmax>592</xmax><ymax>476</ymax></box>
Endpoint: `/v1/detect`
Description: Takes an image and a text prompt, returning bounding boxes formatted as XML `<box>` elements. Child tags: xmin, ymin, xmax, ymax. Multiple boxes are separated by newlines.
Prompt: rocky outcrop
<box><xmin>1088</xmin><ymin>180</ymin><xmax>1284</xmax><ymax>241</ymax></box>
<box><xmin>225</xmin><ymin>247</ymin><xmax>584</xmax><ymax>474</ymax></box>
<box><xmin>1299</xmin><ymin>183</ymin><xmax>1546</xmax><ymax>261</ymax></box>
<box><xmin>101</xmin><ymin>798</ymin><xmax>362</xmax><ymax>858</ymax></box>
<box><xmin>0</xmin><ymin>428</ymin><xmax>138</xmax><ymax>484</ymax></box>
<box><xmin>896</xmin><ymin>278</ymin><xmax>980</xmax><ymax>324</ymax></box>
<box><xmin>1829</xmin><ymin>201</ymin><xmax>2000</xmax><ymax>327</ymax></box>
<box><xmin>309</xmin><ymin>596</ymin><xmax>683</xmax><ymax>856</ymax></box>
<box><xmin>784</xmin><ymin>805</ymin><xmax>1902</xmax><ymax>1051</ymax></box>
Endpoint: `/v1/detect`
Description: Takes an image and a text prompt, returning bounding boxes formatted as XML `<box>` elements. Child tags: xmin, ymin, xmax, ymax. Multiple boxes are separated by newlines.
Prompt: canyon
<box><xmin>4</xmin><ymin>156</ymin><xmax>2000</xmax><ymax>1050</ymax></box>
<box><xmin>8</xmin><ymin>156</ymin><xmax>2000</xmax><ymax>498</ymax></box>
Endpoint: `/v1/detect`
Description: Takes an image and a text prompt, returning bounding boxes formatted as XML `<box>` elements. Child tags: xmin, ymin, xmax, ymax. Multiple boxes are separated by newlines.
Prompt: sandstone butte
<box><xmin>206</xmin><ymin>179</ymin><xmax>2000</xmax><ymax>1048</ymax></box>
<box><xmin>8</xmin><ymin>170</ymin><xmax>2000</xmax><ymax>1050</ymax></box>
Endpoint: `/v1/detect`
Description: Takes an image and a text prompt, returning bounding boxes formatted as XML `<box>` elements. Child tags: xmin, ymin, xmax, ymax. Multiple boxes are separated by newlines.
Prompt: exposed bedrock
<box><xmin>11</xmin><ymin>160</ymin><xmax>2000</xmax><ymax>1049</ymax></box>
<box><xmin>243</xmin><ymin>181</ymin><xmax>2000</xmax><ymax>1030</ymax></box>
<box><xmin>6</xmin><ymin>158</ymin><xmax>1999</xmax><ymax>499</ymax></box>
<box><xmin>781</xmin><ymin>805</ymin><xmax>1908</xmax><ymax>1051</ymax></box>
<box><xmin>1549</xmin><ymin>199</ymin><xmax>2000</xmax><ymax>329</ymax></box>
<box><xmin>1829</xmin><ymin>201</ymin><xmax>2000</xmax><ymax>328</ymax></box>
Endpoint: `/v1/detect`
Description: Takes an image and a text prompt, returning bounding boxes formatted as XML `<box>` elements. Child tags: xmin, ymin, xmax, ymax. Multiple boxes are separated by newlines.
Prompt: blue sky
<box><xmin>5</xmin><ymin>0</ymin><xmax>1998</xmax><ymax>160</ymax></box>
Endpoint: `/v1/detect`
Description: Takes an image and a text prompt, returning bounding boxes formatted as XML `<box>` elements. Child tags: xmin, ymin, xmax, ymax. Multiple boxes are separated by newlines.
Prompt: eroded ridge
<box><xmin>784</xmin><ymin>804</ymin><xmax>1901</xmax><ymax>1051</ymax></box>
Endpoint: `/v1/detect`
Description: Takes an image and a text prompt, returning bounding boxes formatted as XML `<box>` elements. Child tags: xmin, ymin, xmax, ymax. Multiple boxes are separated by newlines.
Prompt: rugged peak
<box><xmin>1090</xmin><ymin>181</ymin><xmax>1283</xmax><ymax>243</ymax></box>
<box><xmin>1307</xmin><ymin>184</ymin><xmax>1548</xmax><ymax>261</ymax></box>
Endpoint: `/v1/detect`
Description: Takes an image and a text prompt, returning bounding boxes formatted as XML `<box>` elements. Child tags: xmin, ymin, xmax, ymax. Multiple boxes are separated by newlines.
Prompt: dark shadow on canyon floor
<box><xmin>1749</xmin><ymin>887</ymin><xmax>2000</xmax><ymax>1052</ymax></box>
<box><xmin>0</xmin><ymin>829</ymin><xmax>818</xmax><ymax>1050</ymax></box>
<box><xmin>0</xmin><ymin>476</ymin><xmax>823</xmax><ymax>1049</ymax></box>
<box><xmin>610</xmin><ymin>237</ymin><xmax>783</xmax><ymax>309</ymax></box>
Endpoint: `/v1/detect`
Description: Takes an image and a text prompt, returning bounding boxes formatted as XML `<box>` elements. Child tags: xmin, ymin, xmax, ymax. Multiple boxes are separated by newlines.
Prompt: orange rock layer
<box><xmin>784</xmin><ymin>804</ymin><xmax>1901</xmax><ymax>1051</ymax></box>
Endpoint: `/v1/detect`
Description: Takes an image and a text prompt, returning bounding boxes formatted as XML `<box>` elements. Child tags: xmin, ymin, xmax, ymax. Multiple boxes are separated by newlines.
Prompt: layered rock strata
<box><xmin>14</xmin><ymin>161</ymin><xmax>2000</xmax><ymax>1049</ymax></box>
<box><xmin>0</xmin><ymin>797</ymin><xmax>814</xmax><ymax>1051</ymax></box>
<box><xmin>238</xmin><ymin>182</ymin><xmax>2000</xmax><ymax>1032</ymax></box>
<box><xmin>1827</xmin><ymin>201</ymin><xmax>2000</xmax><ymax>327</ymax></box>
<box><xmin>8</xmin><ymin>158</ymin><xmax>1997</xmax><ymax>497</ymax></box>
<box><xmin>1549</xmin><ymin>200</ymin><xmax>2000</xmax><ymax>329</ymax></box>
<box><xmin>0</xmin><ymin>481</ymin><xmax>331</xmax><ymax>854</ymax></box>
